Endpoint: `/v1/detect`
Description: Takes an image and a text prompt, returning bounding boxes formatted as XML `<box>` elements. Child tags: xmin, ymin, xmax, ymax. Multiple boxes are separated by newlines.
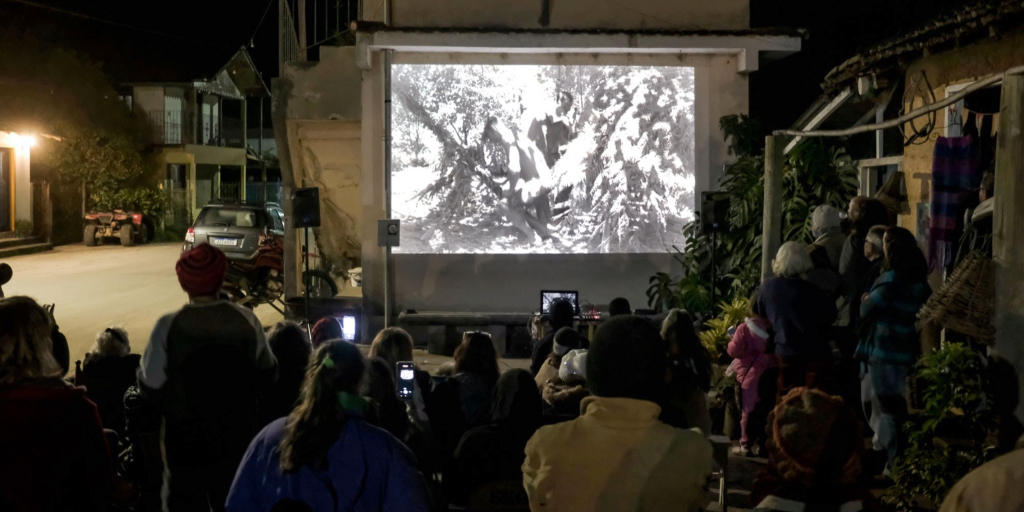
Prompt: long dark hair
<box><xmin>883</xmin><ymin>226</ymin><xmax>928</xmax><ymax>282</ymax></box>
<box><xmin>454</xmin><ymin>332</ymin><xmax>500</xmax><ymax>383</ymax></box>
<box><xmin>279</xmin><ymin>341</ymin><xmax>366</xmax><ymax>472</ymax></box>
<box><xmin>661</xmin><ymin>309</ymin><xmax>712</xmax><ymax>391</ymax></box>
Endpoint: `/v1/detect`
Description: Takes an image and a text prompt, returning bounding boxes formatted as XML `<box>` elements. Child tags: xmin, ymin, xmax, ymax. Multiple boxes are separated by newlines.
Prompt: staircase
<box><xmin>0</xmin><ymin>235</ymin><xmax>53</xmax><ymax>258</ymax></box>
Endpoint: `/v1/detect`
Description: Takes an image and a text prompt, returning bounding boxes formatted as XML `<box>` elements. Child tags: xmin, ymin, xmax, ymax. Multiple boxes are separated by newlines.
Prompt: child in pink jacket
<box><xmin>726</xmin><ymin>307</ymin><xmax>776</xmax><ymax>455</ymax></box>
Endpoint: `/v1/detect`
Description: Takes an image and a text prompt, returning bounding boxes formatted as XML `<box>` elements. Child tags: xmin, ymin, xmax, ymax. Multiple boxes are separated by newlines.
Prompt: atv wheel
<box><xmin>120</xmin><ymin>224</ymin><xmax>135</xmax><ymax>247</ymax></box>
<box><xmin>137</xmin><ymin>224</ymin><xmax>148</xmax><ymax>245</ymax></box>
<box><xmin>303</xmin><ymin>270</ymin><xmax>338</xmax><ymax>298</ymax></box>
<box><xmin>84</xmin><ymin>225</ymin><xmax>97</xmax><ymax>246</ymax></box>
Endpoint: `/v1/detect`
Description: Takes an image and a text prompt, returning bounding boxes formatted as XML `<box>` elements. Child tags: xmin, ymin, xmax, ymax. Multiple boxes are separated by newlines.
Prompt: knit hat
<box><xmin>558</xmin><ymin>349</ymin><xmax>587</xmax><ymax>382</ymax></box>
<box><xmin>176</xmin><ymin>244</ymin><xmax>227</xmax><ymax>297</ymax></box>
<box><xmin>311</xmin><ymin>316</ymin><xmax>344</xmax><ymax>348</ymax></box>
<box><xmin>552</xmin><ymin>326</ymin><xmax>584</xmax><ymax>356</ymax></box>
<box><xmin>811</xmin><ymin>205</ymin><xmax>843</xmax><ymax>231</ymax></box>
<box><xmin>769</xmin><ymin>387</ymin><xmax>862</xmax><ymax>486</ymax></box>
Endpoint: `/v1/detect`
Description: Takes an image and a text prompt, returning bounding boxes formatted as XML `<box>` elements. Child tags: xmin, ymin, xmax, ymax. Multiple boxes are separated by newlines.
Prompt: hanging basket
<box><xmin>918</xmin><ymin>251</ymin><xmax>996</xmax><ymax>344</ymax></box>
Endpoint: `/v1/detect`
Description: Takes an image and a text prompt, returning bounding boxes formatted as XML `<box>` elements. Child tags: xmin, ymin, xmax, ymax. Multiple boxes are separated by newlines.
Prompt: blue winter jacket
<box><xmin>225</xmin><ymin>417</ymin><xmax>430</xmax><ymax>512</ymax></box>
<box><xmin>855</xmin><ymin>270</ymin><xmax>931</xmax><ymax>366</ymax></box>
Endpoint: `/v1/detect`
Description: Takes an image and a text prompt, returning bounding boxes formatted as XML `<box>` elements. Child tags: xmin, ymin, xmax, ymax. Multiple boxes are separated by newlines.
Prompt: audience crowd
<box><xmin>0</xmin><ymin>192</ymin><xmax>1018</xmax><ymax>512</ymax></box>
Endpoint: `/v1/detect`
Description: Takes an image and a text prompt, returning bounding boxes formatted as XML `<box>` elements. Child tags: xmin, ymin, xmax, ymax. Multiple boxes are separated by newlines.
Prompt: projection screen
<box><xmin>391</xmin><ymin>64</ymin><xmax>695</xmax><ymax>254</ymax></box>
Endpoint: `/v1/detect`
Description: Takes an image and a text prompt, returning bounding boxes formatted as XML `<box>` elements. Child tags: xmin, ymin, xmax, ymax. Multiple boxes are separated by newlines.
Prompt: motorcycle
<box><xmin>222</xmin><ymin>231</ymin><xmax>286</xmax><ymax>311</ymax></box>
<box><xmin>222</xmin><ymin>230</ymin><xmax>339</xmax><ymax>312</ymax></box>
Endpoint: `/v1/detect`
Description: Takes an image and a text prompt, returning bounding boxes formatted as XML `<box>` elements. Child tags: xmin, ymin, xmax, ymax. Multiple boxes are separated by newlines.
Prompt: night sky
<box><xmin>0</xmin><ymin>0</ymin><xmax>979</xmax><ymax>130</ymax></box>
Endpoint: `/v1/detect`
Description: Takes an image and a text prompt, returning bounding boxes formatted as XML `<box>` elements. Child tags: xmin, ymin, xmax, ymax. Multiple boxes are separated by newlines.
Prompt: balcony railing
<box><xmin>147</xmin><ymin>110</ymin><xmax>186</xmax><ymax>145</ymax></box>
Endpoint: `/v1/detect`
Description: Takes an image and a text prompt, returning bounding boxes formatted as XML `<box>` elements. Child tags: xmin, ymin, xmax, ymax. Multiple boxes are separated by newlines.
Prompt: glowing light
<box><xmin>9</xmin><ymin>133</ymin><xmax>36</xmax><ymax>148</ymax></box>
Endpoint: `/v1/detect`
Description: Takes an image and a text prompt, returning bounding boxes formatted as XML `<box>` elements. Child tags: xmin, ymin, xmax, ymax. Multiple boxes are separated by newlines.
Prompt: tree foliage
<box><xmin>392</xmin><ymin>64</ymin><xmax>695</xmax><ymax>253</ymax></box>
<box><xmin>0</xmin><ymin>33</ymin><xmax>162</xmax><ymax>216</ymax></box>
<box><xmin>647</xmin><ymin>114</ymin><xmax>859</xmax><ymax>314</ymax></box>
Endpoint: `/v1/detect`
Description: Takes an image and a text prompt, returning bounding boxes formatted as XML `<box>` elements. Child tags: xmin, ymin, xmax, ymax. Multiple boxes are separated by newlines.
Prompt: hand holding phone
<box><xmin>396</xmin><ymin>361</ymin><xmax>415</xmax><ymax>399</ymax></box>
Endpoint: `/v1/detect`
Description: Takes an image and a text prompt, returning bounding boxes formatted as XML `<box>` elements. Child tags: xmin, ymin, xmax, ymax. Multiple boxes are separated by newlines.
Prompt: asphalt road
<box><xmin>2</xmin><ymin>243</ymin><xmax>284</xmax><ymax>366</ymax></box>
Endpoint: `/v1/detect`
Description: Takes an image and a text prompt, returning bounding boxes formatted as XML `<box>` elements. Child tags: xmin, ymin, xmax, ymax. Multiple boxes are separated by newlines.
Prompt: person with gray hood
<box><xmin>810</xmin><ymin>205</ymin><xmax>846</xmax><ymax>270</ymax></box>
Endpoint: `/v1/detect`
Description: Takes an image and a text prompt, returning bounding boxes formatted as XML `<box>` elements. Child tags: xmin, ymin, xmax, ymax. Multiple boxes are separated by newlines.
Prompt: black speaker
<box><xmin>292</xmin><ymin>187</ymin><xmax>321</xmax><ymax>228</ymax></box>
<box><xmin>700</xmin><ymin>191</ymin><xmax>730</xmax><ymax>233</ymax></box>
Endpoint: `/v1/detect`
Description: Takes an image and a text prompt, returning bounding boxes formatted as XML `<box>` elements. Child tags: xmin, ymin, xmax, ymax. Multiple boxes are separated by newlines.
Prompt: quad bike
<box><xmin>84</xmin><ymin>211</ymin><xmax>152</xmax><ymax>247</ymax></box>
<box><xmin>222</xmin><ymin>232</ymin><xmax>337</xmax><ymax>312</ymax></box>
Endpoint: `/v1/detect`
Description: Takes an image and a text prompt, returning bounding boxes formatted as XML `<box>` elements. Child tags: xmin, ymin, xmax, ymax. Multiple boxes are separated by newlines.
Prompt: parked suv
<box><xmin>183</xmin><ymin>200</ymin><xmax>285</xmax><ymax>259</ymax></box>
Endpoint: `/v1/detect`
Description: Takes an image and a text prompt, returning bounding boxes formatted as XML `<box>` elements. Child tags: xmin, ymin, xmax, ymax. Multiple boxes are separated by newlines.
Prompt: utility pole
<box><xmin>298</xmin><ymin>0</ymin><xmax>307</xmax><ymax>61</ymax></box>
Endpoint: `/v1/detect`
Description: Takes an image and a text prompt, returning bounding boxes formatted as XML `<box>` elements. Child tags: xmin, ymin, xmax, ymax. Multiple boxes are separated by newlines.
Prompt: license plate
<box><xmin>212</xmin><ymin>237</ymin><xmax>237</xmax><ymax>246</ymax></box>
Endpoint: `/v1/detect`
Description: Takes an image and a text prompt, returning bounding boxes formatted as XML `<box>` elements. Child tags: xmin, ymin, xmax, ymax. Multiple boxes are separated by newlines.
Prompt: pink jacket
<box><xmin>727</xmin><ymin>318</ymin><xmax>776</xmax><ymax>397</ymax></box>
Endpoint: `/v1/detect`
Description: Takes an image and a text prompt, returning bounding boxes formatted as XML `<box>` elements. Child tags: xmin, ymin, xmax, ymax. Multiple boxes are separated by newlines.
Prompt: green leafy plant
<box><xmin>696</xmin><ymin>296</ymin><xmax>750</xmax><ymax>360</ymax></box>
<box><xmin>646</xmin><ymin>115</ymin><xmax>858</xmax><ymax>318</ymax></box>
<box><xmin>885</xmin><ymin>342</ymin><xmax>996</xmax><ymax>511</ymax></box>
<box><xmin>14</xmin><ymin>220</ymin><xmax>33</xmax><ymax>238</ymax></box>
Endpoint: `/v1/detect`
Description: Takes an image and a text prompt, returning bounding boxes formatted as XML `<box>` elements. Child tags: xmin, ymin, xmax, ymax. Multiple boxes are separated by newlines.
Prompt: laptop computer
<box><xmin>540</xmin><ymin>290</ymin><xmax>580</xmax><ymax>315</ymax></box>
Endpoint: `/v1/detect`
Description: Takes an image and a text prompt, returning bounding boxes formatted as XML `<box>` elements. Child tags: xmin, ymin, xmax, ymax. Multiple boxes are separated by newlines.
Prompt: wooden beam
<box><xmin>762</xmin><ymin>135</ymin><xmax>785</xmax><ymax>281</ymax></box>
<box><xmin>993</xmin><ymin>73</ymin><xmax>1024</xmax><ymax>420</ymax></box>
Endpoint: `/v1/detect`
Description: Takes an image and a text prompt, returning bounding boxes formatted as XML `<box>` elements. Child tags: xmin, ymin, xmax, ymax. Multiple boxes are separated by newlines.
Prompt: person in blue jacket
<box><xmin>226</xmin><ymin>340</ymin><xmax>430</xmax><ymax>512</ymax></box>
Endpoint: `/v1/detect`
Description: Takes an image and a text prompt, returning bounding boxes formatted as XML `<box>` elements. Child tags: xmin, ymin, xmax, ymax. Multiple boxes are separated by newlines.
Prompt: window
<box><xmin>196</xmin><ymin>208</ymin><xmax>266</xmax><ymax>228</ymax></box>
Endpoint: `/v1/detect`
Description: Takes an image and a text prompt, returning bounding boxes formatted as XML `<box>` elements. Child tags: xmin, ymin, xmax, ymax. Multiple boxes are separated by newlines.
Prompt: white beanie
<box><xmin>559</xmin><ymin>349</ymin><xmax>588</xmax><ymax>382</ymax></box>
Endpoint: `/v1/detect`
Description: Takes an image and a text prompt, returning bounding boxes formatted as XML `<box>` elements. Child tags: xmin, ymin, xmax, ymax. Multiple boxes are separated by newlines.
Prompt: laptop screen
<box><xmin>541</xmin><ymin>290</ymin><xmax>579</xmax><ymax>315</ymax></box>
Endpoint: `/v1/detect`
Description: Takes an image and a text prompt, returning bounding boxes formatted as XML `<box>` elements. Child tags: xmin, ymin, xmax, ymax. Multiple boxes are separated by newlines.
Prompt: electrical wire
<box><xmin>248</xmin><ymin>0</ymin><xmax>277</xmax><ymax>47</ymax></box>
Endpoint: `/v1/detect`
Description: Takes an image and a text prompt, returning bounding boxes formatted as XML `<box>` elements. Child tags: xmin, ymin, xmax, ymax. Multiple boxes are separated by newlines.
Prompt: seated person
<box><xmin>608</xmin><ymin>297</ymin><xmax>632</xmax><ymax>317</ymax></box>
<box><xmin>446</xmin><ymin>369</ymin><xmax>543</xmax><ymax>508</ymax></box>
<box><xmin>750</xmin><ymin>387</ymin><xmax>883</xmax><ymax>512</ymax></box>
<box><xmin>530</xmin><ymin>299</ymin><xmax>576</xmax><ymax>376</ymax></box>
<box><xmin>523</xmin><ymin>316</ymin><xmax>713</xmax><ymax>512</ymax></box>
<box><xmin>938</xmin><ymin>435</ymin><xmax>1024</xmax><ymax>512</ymax></box>
<box><xmin>540</xmin><ymin>348</ymin><xmax>588</xmax><ymax>417</ymax></box>
<box><xmin>76</xmin><ymin>326</ymin><xmax>141</xmax><ymax>433</ymax></box>
<box><xmin>226</xmin><ymin>341</ymin><xmax>429</xmax><ymax>512</ymax></box>
<box><xmin>261</xmin><ymin>322</ymin><xmax>312</xmax><ymax>425</ymax></box>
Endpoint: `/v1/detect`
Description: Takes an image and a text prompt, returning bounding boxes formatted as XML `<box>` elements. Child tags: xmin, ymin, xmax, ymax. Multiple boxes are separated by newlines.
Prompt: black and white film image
<box><xmin>391</xmin><ymin>64</ymin><xmax>696</xmax><ymax>254</ymax></box>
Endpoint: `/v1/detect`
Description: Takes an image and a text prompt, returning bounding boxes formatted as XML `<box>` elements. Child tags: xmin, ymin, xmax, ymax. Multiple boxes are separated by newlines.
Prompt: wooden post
<box><xmin>993</xmin><ymin>73</ymin><xmax>1024</xmax><ymax>421</ymax></box>
<box><xmin>761</xmin><ymin>135</ymin><xmax>785</xmax><ymax>281</ymax></box>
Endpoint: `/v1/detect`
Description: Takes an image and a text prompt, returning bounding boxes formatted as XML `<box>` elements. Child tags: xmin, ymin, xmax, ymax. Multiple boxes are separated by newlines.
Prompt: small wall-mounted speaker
<box><xmin>700</xmin><ymin>191</ymin><xmax>731</xmax><ymax>234</ymax></box>
<box><xmin>292</xmin><ymin>187</ymin><xmax>321</xmax><ymax>228</ymax></box>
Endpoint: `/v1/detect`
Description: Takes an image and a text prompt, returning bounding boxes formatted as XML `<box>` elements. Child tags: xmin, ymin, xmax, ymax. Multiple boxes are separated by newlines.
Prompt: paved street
<box><xmin>2</xmin><ymin>243</ymin><xmax>285</xmax><ymax>366</ymax></box>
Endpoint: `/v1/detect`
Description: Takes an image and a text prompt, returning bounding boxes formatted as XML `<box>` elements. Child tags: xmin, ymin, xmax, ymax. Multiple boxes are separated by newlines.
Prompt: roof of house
<box><xmin>124</xmin><ymin>46</ymin><xmax>269</xmax><ymax>96</ymax></box>
<box><xmin>821</xmin><ymin>0</ymin><xmax>1024</xmax><ymax>94</ymax></box>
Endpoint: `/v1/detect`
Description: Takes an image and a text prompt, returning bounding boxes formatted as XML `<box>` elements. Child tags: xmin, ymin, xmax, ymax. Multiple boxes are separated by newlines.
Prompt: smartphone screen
<box><xmin>396</xmin><ymin>361</ymin><xmax>415</xmax><ymax>399</ymax></box>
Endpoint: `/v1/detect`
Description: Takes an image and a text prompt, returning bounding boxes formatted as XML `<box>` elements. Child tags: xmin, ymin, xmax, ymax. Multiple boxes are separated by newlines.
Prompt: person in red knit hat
<box><xmin>138</xmin><ymin>243</ymin><xmax>278</xmax><ymax>512</ymax></box>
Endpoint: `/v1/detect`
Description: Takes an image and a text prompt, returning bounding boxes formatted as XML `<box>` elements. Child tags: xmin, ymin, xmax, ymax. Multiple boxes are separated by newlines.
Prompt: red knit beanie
<box><xmin>176</xmin><ymin>244</ymin><xmax>228</xmax><ymax>297</ymax></box>
<box><xmin>310</xmin><ymin>316</ymin><xmax>344</xmax><ymax>348</ymax></box>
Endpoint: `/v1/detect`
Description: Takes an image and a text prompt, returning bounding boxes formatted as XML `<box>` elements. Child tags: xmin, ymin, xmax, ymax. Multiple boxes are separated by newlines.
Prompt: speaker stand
<box><xmin>710</xmin><ymin>229</ymin><xmax>717</xmax><ymax>311</ymax></box>
<box><xmin>304</xmin><ymin>225</ymin><xmax>311</xmax><ymax>329</ymax></box>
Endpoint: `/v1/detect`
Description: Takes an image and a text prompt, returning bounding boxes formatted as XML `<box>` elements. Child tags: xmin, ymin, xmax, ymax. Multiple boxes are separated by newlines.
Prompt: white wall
<box><xmin>375</xmin><ymin>52</ymin><xmax>746</xmax><ymax>315</ymax></box>
<box><xmin>389</xmin><ymin>0</ymin><xmax>749</xmax><ymax>31</ymax></box>
<box><xmin>133</xmin><ymin>86</ymin><xmax>164</xmax><ymax>115</ymax></box>
<box><xmin>0</xmin><ymin>132</ymin><xmax>33</xmax><ymax>226</ymax></box>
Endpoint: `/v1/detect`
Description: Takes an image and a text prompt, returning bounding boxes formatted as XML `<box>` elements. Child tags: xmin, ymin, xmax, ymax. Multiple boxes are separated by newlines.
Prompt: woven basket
<box><xmin>918</xmin><ymin>251</ymin><xmax>996</xmax><ymax>344</ymax></box>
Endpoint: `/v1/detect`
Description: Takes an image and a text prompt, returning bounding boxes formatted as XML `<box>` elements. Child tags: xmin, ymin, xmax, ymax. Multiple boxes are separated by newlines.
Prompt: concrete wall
<box><xmin>0</xmin><ymin>132</ymin><xmax>32</xmax><ymax>227</ymax></box>
<box><xmin>134</xmin><ymin>86</ymin><xmax>164</xmax><ymax>115</ymax></box>
<box><xmin>388</xmin><ymin>0</ymin><xmax>749</xmax><ymax>31</ymax></box>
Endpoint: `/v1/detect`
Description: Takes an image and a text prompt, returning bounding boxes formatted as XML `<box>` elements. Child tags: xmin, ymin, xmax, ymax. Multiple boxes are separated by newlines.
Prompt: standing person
<box><xmin>810</xmin><ymin>205</ymin><xmax>847</xmax><ymax>270</ymax></box>
<box><xmin>226</xmin><ymin>341</ymin><xmax>430</xmax><ymax>512</ymax></box>
<box><xmin>756</xmin><ymin>242</ymin><xmax>838</xmax><ymax>396</ymax></box>
<box><xmin>0</xmin><ymin>296</ymin><xmax>112</xmax><ymax>512</ymax></box>
<box><xmin>530</xmin><ymin>298</ymin><xmax>576</xmax><ymax>376</ymax></box>
<box><xmin>837</xmin><ymin>197</ymin><xmax>891</xmax><ymax>346</ymax></box>
<box><xmin>660</xmin><ymin>308</ymin><xmax>713</xmax><ymax>435</ymax></box>
<box><xmin>727</xmin><ymin>300</ymin><xmax>777</xmax><ymax>456</ymax></box>
<box><xmin>523</xmin><ymin>316</ymin><xmax>713</xmax><ymax>512</ymax></box>
<box><xmin>76</xmin><ymin>326</ymin><xmax>141</xmax><ymax>434</ymax></box>
<box><xmin>856</xmin><ymin>226</ymin><xmax>931</xmax><ymax>475</ymax></box>
<box><xmin>750</xmin><ymin>388</ymin><xmax>883</xmax><ymax>512</ymax></box>
<box><xmin>138</xmin><ymin>244</ymin><xmax>278</xmax><ymax>512</ymax></box>
<box><xmin>261</xmin><ymin>322</ymin><xmax>312</xmax><ymax>425</ymax></box>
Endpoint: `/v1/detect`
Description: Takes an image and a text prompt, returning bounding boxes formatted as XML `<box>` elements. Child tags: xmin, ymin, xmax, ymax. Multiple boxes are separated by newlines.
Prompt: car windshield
<box><xmin>197</xmin><ymin>208</ymin><xmax>266</xmax><ymax>228</ymax></box>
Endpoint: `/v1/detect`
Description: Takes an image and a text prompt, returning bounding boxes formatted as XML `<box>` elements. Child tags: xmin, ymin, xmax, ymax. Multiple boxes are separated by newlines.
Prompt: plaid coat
<box><xmin>855</xmin><ymin>270</ymin><xmax>931</xmax><ymax>365</ymax></box>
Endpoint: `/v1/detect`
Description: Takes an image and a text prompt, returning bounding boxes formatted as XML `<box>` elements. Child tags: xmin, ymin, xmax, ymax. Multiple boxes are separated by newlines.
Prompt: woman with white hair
<box><xmin>77</xmin><ymin>326</ymin><xmax>141</xmax><ymax>433</ymax></box>
<box><xmin>754</xmin><ymin>242</ymin><xmax>838</xmax><ymax>397</ymax></box>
